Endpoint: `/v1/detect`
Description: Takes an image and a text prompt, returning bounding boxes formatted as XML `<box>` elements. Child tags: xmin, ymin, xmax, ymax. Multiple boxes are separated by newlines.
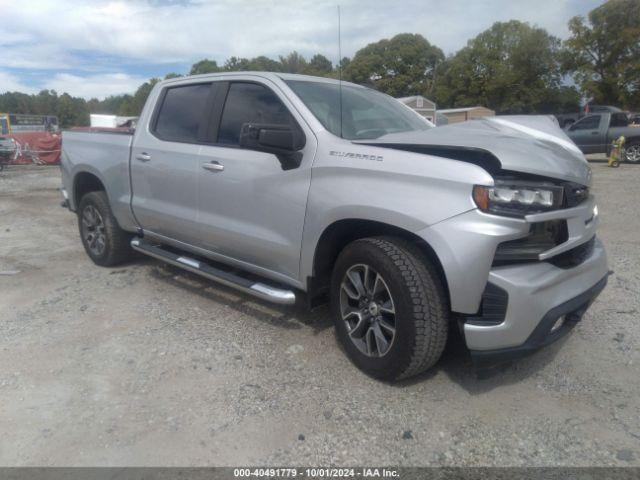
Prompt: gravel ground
<box><xmin>0</xmin><ymin>162</ymin><xmax>638</xmax><ymax>467</ymax></box>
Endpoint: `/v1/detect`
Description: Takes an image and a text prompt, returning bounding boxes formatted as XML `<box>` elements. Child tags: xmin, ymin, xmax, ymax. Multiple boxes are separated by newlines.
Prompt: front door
<box><xmin>131</xmin><ymin>82</ymin><xmax>216</xmax><ymax>245</ymax></box>
<box><xmin>197</xmin><ymin>80</ymin><xmax>316</xmax><ymax>283</ymax></box>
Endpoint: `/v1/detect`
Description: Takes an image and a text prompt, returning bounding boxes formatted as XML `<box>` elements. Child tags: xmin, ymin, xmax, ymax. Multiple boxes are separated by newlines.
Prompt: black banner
<box><xmin>0</xmin><ymin>468</ymin><xmax>638</xmax><ymax>480</ymax></box>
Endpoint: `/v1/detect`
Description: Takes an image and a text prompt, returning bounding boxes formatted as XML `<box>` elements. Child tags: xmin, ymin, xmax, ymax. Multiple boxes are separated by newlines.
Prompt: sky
<box><xmin>0</xmin><ymin>0</ymin><xmax>605</xmax><ymax>100</ymax></box>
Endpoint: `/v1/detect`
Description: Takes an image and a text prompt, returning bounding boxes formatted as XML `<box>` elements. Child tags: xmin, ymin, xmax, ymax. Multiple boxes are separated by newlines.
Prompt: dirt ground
<box><xmin>0</xmin><ymin>162</ymin><xmax>638</xmax><ymax>467</ymax></box>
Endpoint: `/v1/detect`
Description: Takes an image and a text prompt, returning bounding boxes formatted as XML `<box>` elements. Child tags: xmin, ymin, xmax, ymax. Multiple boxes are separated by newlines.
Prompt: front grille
<box><xmin>548</xmin><ymin>236</ymin><xmax>596</xmax><ymax>269</ymax></box>
<box><xmin>492</xmin><ymin>220</ymin><xmax>568</xmax><ymax>266</ymax></box>
<box><xmin>564</xmin><ymin>183</ymin><xmax>589</xmax><ymax>208</ymax></box>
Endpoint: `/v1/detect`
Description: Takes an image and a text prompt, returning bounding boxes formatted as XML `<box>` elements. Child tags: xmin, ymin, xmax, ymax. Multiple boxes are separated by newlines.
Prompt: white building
<box><xmin>437</xmin><ymin>106</ymin><xmax>495</xmax><ymax>124</ymax></box>
<box><xmin>396</xmin><ymin>95</ymin><xmax>437</xmax><ymax>123</ymax></box>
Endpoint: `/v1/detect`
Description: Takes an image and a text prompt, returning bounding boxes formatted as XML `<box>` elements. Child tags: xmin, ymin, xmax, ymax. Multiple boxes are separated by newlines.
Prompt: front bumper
<box><xmin>469</xmin><ymin>274</ymin><xmax>607</xmax><ymax>368</ymax></box>
<box><xmin>464</xmin><ymin>237</ymin><xmax>608</xmax><ymax>364</ymax></box>
<box><xmin>417</xmin><ymin>191</ymin><xmax>607</xmax><ymax>355</ymax></box>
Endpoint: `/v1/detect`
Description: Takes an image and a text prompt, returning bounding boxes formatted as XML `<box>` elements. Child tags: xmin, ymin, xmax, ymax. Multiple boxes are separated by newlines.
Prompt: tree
<box><xmin>0</xmin><ymin>91</ymin><xmax>33</xmax><ymax>113</ymax></box>
<box><xmin>56</xmin><ymin>93</ymin><xmax>89</xmax><ymax>127</ymax></box>
<box><xmin>94</xmin><ymin>94</ymin><xmax>133</xmax><ymax>115</ymax></box>
<box><xmin>306</xmin><ymin>54</ymin><xmax>333</xmax><ymax>75</ymax></box>
<box><xmin>0</xmin><ymin>90</ymin><xmax>89</xmax><ymax>127</ymax></box>
<box><xmin>433</xmin><ymin>21</ymin><xmax>565</xmax><ymax>113</ymax></box>
<box><xmin>279</xmin><ymin>51</ymin><xmax>307</xmax><ymax>74</ymax></box>
<box><xmin>345</xmin><ymin>33</ymin><xmax>444</xmax><ymax>97</ymax></box>
<box><xmin>537</xmin><ymin>86</ymin><xmax>582</xmax><ymax>114</ymax></box>
<box><xmin>564</xmin><ymin>0</ymin><xmax>640</xmax><ymax>109</ymax></box>
<box><xmin>117</xmin><ymin>79</ymin><xmax>160</xmax><ymax>116</ymax></box>
<box><xmin>246</xmin><ymin>56</ymin><xmax>282</xmax><ymax>72</ymax></box>
<box><xmin>34</xmin><ymin>90</ymin><xmax>59</xmax><ymax>116</ymax></box>
<box><xmin>189</xmin><ymin>59</ymin><xmax>221</xmax><ymax>75</ymax></box>
<box><xmin>223</xmin><ymin>56</ymin><xmax>251</xmax><ymax>71</ymax></box>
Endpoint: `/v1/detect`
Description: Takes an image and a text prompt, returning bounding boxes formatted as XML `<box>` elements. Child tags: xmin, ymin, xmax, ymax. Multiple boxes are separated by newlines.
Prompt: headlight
<box><xmin>473</xmin><ymin>183</ymin><xmax>564</xmax><ymax>217</ymax></box>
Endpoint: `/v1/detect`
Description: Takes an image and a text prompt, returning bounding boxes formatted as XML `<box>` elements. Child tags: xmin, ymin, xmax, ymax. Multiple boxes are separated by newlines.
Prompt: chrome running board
<box><xmin>130</xmin><ymin>238</ymin><xmax>296</xmax><ymax>305</ymax></box>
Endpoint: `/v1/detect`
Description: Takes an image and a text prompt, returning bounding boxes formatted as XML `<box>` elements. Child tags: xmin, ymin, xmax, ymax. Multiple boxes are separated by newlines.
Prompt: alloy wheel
<box><xmin>625</xmin><ymin>145</ymin><xmax>640</xmax><ymax>163</ymax></box>
<box><xmin>339</xmin><ymin>264</ymin><xmax>396</xmax><ymax>357</ymax></box>
<box><xmin>81</xmin><ymin>205</ymin><xmax>107</xmax><ymax>256</ymax></box>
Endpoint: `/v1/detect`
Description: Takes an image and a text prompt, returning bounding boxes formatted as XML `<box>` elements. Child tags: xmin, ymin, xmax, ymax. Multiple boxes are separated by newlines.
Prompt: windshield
<box><xmin>285</xmin><ymin>80</ymin><xmax>432</xmax><ymax>140</ymax></box>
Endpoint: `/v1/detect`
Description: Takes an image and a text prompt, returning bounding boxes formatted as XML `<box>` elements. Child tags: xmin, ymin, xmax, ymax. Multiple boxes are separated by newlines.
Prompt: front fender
<box><xmin>299</xmin><ymin>159</ymin><xmax>491</xmax><ymax>284</ymax></box>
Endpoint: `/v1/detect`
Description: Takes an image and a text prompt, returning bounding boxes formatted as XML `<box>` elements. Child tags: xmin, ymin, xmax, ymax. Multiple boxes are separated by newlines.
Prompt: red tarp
<box><xmin>4</xmin><ymin>131</ymin><xmax>62</xmax><ymax>165</ymax></box>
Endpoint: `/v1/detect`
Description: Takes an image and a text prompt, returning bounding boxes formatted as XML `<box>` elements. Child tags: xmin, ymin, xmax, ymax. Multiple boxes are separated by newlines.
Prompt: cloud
<box><xmin>0</xmin><ymin>70</ymin><xmax>38</xmax><ymax>94</ymax></box>
<box><xmin>0</xmin><ymin>0</ymin><xmax>605</xmax><ymax>98</ymax></box>
<box><xmin>0</xmin><ymin>0</ymin><xmax>604</xmax><ymax>65</ymax></box>
<box><xmin>43</xmin><ymin>73</ymin><xmax>149</xmax><ymax>100</ymax></box>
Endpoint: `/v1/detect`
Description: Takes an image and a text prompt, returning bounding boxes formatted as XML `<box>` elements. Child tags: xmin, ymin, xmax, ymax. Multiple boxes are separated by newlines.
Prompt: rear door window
<box><xmin>609</xmin><ymin>113</ymin><xmax>629</xmax><ymax>128</ymax></box>
<box><xmin>571</xmin><ymin>115</ymin><xmax>601</xmax><ymax>131</ymax></box>
<box><xmin>154</xmin><ymin>83</ymin><xmax>213</xmax><ymax>143</ymax></box>
<box><xmin>217</xmin><ymin>83</ymin><xmax>295</xmax><ymax>145</ymax></box>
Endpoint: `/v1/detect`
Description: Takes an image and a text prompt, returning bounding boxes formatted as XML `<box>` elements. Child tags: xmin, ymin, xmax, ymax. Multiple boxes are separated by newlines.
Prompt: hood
<box><xmin>355</xmin><ymin>116</ymin><xmax>592</xmax><ymax>186</ymax></box>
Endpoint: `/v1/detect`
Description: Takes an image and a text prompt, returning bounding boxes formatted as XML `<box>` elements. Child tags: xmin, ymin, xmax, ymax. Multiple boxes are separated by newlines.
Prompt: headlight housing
<box><xmin>473</xmin><ymin>182</ymin><xmax>564</xmax><ymax>217</ymax></box>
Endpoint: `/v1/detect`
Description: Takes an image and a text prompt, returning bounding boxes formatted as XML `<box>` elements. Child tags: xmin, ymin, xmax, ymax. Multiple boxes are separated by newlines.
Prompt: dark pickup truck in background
<box><xmin>555</xmin><ymin>105</ymin><xmax>622</xmax><ymax>129</ymax></box>
<box><xmin>565</xmin><ymin>111</ymin><xmax>640</xmax><ymax>163</ymax></box>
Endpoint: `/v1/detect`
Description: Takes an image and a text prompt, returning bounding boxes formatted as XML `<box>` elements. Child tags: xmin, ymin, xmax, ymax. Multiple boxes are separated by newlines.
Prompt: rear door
<box><xmin>130</xmin><ymin>82</ymin><xmax>217</xmax><ymax>245</ymax></box>
<box><xmin>196</xmin><ymin>79</ymin><xmax>316</xmax><ymax>283</ymax></box>
<box><xmin>607</xmin><ymin>112</ymin><xmax>630</xmax><ymax>143</ymax></box>
<box><xmin>567</xmin><ymin>114</ymin><xmax>604</xmax><ymax>153</ymax></box>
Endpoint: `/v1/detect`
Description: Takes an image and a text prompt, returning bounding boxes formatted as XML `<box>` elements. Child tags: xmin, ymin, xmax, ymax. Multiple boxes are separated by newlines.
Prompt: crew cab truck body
<box><xmin>61</xmin><ymin>73</ymin><xmax>608</xmax><ymax>380</ymax></box>
<box><xmin>555</xmin><ymin>105</ymin><xmax>621</xmax><ymax>129</ymax></box>
<box><xmin>565</xmin><ymin>111</ymin><xmax>640</xmax><ymax>163</ymax></box>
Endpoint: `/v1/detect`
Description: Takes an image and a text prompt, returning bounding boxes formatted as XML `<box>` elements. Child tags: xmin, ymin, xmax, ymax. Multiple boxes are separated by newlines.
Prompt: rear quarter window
<box><xmin>609</xmin><ymin>113</ymin><xmax>629</xmax><ymax>128</ymax></box>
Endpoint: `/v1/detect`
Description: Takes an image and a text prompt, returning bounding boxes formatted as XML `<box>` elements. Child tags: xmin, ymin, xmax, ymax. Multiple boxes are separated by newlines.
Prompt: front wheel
<box><xmin>330</xmin><ymin>237</ymin><xmax>449</xmax><ymax>381</ymax></box>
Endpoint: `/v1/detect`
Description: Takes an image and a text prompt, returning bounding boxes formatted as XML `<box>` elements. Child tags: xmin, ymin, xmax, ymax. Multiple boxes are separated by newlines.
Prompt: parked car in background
<box><xmin>556</xmin><ymin>105</ymin><xmax>622</xmax><ymax>129</ymax></box>
<box><xmin>565</xmin><ymin>112</ymin><xmax>640</xmax><ymax>163</ymax></box>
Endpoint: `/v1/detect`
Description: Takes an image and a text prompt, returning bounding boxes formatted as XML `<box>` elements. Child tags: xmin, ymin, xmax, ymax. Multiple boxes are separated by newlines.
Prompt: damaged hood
<box><xmin>356</xmin><ymin>116</ymin><xmax>592</xmax><ymax>186</ymax></box>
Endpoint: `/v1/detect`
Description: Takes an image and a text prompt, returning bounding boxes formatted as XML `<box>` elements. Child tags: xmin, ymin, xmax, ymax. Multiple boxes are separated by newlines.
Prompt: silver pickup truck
<box><xmin>60</xmin><ymin>72</ymin><xmax>608</xmax><ymax>380</ymax></box>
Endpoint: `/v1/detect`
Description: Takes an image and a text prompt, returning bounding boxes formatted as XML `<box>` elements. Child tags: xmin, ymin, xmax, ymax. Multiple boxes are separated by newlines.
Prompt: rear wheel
<box><xmin>625</xmin><ymin>142</ymin><xmax>640</xmax><ymax>163</ymax></box>
<box><xmin>78</xmin><ymin>191</ymin><xmax>133</xmax><ymax>266</ymax></box>
<box><xmin>330</xmin><ymin>236</ymin><xmax>449</xmax><ymax>381</ymax></box>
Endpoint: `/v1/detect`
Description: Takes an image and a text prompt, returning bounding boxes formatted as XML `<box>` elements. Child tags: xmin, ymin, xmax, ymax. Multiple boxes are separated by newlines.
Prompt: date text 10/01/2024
<box><xmin>233</xmin><ymin>468</ymin><xmax>400</xmax><ymax>478</ymax></box>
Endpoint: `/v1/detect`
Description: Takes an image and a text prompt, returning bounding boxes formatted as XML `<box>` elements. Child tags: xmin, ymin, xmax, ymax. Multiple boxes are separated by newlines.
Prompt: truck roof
<box><xmin>161</xmin><ymin>71</ymin><xmax>365</xmax><ymax>89</ymax></box>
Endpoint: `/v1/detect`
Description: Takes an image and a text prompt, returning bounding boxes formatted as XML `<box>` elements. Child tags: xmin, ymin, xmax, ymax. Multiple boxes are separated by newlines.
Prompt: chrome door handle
<box><xmin>135</xmin><ymin>153</ymin><xmax>151</xmax><ymax>162</ymax></box>
<box><xmin>202</xmin><ymin>161</ymin><xmax>224</xmax><ymax>172</ymax></box>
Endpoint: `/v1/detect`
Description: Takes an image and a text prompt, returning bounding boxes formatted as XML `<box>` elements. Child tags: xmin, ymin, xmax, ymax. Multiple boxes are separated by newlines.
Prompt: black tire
<box><xmin>330</xmin><ymin>236</ymin><xmax>449</xmax><ymax>381</ymax></box>
<box><xmin>77</xmin><ymin>190</ymin><xmax>133</xmax><ymax>266</ymax></box>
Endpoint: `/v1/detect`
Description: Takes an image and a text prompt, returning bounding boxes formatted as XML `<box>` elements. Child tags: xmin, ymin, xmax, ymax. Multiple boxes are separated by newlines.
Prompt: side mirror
<box><xmin>239</xmin><ymin>123</ymin><xmax>305</xmax><ymax>170</ymax></box>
